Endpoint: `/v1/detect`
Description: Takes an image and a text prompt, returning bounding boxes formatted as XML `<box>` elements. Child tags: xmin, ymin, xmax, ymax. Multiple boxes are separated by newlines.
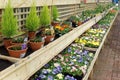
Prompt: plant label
<box><xmin>20</xmin><ymin>53</ymin><xmax>25</xmax><ymax>58</ymax></box>
<box><xmin>50</xmin><ymin>38</ymin><xmax>54</xmax><ymax>41</ymax></box>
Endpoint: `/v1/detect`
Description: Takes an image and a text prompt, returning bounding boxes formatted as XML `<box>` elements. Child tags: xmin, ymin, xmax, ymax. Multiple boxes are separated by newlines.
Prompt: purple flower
<box><xmin>35</xmin><ymin>77</ymin><xmax>41</xmax><ymax>80</ymax></box>
<box><xmin>39</xmin><ymin>74</ymin><xmax>46</xmax><ymax>79</ymax></box>
<box><xmin>47</xmin><ymin>75</ymin><xmax>54</xmax><ymax>80</ymax></box>
<box><xmin>52</xmin><ymin>67</ymin><xmax>62</xmax><ymax>75</ymax></box>
<box><xmin>56</xmin><ymin>66</ymin><xmax>62</xmax><ymax>73</ymax></box>
<box><xmin>78</xmin><ymin>57</ymin><xmax>83</xmax><ymax>63</ymax></box>
<box><xmin>77</xmin><ymin>51</ymin><xmax>82</xmax><ymax>55</ymax></box>
<box><xmin>21</xmin><ymin>43</ymin><xmax>27</xmax><ymax>50</ymax></box>
<box><xmin>70</xmin><ymin>61</ymin><xmax>74</xmax><ymax>65</ymax></box>
<box><xmin>74</xmin><ymin>49</ymin><xmax>79</xmax><ymax>54</ymax></box>
<box><xmin>68</xmin><ymin>47</ymin><xmax>71</xmax><ymax>52</ymax></box>
<box><xmin>42</xmin><ymin>69</ymin><xmax>48</xmax><ymax>74</ymax></box>
<box><xmin>65</xmin><ymin>75</ymin><xmax>71</xmax><ymax>80</ymax></box>
<box><xmin>65</xmin><ymin>75</ymin><xmax>77</xmax><ymax>80</ymax></box>
<box><xmin>44</xmin><ymin>64</ymin><xmax>49</xmax><ymax>68</ymax></box>
<box><xmin>82</xmin><ymin>50</ymin><xmax>88</xmax><ymax>55</ymax></box>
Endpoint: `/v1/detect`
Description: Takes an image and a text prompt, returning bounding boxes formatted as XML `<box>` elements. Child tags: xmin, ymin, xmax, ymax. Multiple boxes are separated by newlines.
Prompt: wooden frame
<box><xmin>0</xmin><ymin>6</ymin><xmax>115</xmax><ymax>80</ymax></box>
<box><xmin>0</xmin><ymin>55</ymin><xmax>21</xmax><ymax>63</ymax></box>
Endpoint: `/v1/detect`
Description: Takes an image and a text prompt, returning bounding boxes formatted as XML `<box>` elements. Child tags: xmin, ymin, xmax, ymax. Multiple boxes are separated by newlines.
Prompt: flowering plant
<box><xmin>75</xmin><ymin>28</ymin><xmax>107</xmax><ymax>48</ymax></box>
<box><xmin>30</xmin><ymin>43</ymin><xmax>94</xmax><ymax>80</ymax></box>
<box><xmin>55</xmin><ymin>25</ymin><xmax>71</xmax><ymax>37</ymax></box>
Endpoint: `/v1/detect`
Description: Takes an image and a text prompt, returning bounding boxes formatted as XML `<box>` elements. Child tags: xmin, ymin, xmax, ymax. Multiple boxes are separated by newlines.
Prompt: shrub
<box><xmin>26</xmin><ymin>2</ymin><xmax>39</xmax><ymax>31</ymax></box>
<box><xmin>52</xmin><ymin>5</ymin><xmax>59</xmax><ymax>21</ymax></box>
<box><xmin>1</xmin><ymin>0</ymin><xmax>18</xmax><ymax>38</ymax></box>
<box><xmin>40</xmin><ymin>5</ymin><xmax>51</xmax><ymax>27</ymax></box>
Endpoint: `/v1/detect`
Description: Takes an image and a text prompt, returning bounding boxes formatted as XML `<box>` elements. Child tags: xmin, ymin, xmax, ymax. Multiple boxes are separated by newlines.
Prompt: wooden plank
<box><xmin>0</xmin><ymin>9</ymin><xmax>110</xmax><ymax>80</ymax></box>
<box><xmin>82</xmin><ymin>11</ymin><xmax>118</xmax><ymax>80</ymax></box>
<box><xmin>84</xmin><ymin>47</ymin><xmax>98</xmax><ymax>52</ymax></box>
<box><xmin>0</xmin><ymin>55</ymin><xmax>21</xmax><ymax>63</ymax></box>
<box><xmin>0</xmin><ymin>0</ymin><xmax>81</xmax><ymax>8</ymax></box>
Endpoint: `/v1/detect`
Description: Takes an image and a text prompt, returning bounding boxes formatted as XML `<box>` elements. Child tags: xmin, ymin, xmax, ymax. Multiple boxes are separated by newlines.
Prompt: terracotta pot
<box><xmin>29</xmin><ymin>41</ymin><xmax>44</xmax><ymax>51</ymax></box>
<box><xmin>3</xmin><ymin>38</ymin><xmax>12</xmax><ymax>48</ymax></box>
<box><xmin>7</xmin><ymin>44</ymin><xmax>28</xmax><ymax>58</ymax></box>
<box><xmin>28</xmin><ymin>31</ymin><xmax>36</xmax><ymax>39</ymax></box>
<box><xmin>45</xmin><ymin>35</ymin><xmax>55</xmax><ymax>44</ymax></box>
<box><xmin>51</xmin><ymin>21</ymin><xmax>60</xmax><ymax>27</ymax></box>
<box><xmin>78</xmin><ymin>21</ymin><xmax>82</xmax><ymax>26</ymax></box>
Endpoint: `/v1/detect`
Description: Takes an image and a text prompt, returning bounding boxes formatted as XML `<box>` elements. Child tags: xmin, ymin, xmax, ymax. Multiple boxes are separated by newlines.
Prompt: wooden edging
<box><xmin>82</xmin><ymin>11</ymin><xmax>118</xmax><ymax>80</ymax></box>
<box><xmin>0</xmin><ymin>55</ymin><xmax>21</xmax><ymax>63</ymax></box>
<box><xmin>0</xmin><ymin>7</ymin><xmax>115</xmax><ymax>80</ymax></box>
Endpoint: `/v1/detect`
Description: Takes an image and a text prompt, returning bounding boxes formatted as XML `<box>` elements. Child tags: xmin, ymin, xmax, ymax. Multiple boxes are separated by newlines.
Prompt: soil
<box><xmin>0</xmin><ymin>59</ymin><xmax>13</xmax><ymax>71</ymax></box>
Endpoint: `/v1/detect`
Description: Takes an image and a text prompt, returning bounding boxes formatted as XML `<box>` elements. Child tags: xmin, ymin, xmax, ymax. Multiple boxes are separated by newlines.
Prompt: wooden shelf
<box><xmin>82</xmin><ymin>10</ymin><xmax>118</xmax><ymax>80</ymax></box>
<box><xmin>0</xmin><ymin>7</ymin><xmax>116</xmax><ymax>80</ymax></box>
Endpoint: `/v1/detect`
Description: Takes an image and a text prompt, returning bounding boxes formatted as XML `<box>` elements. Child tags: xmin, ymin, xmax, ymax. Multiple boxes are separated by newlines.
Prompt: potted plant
<box><xmin>7</xmin><ymin>44</ymin><xmax>28</xmax><ymax>58</ymax></box>
<box><xmin>44</xmin><ymin>26</ymin><xmax>55</xmax><ymax>44</ymax></box>
<box><xmin>11</xmin><ymin>37</ymin><xmax>29</xmax><ymax>45</ymax></box>
<box><xmin>29</xmin><ymin>36</ymin><xmax>44</xmax><ymax>51</ymax></box>
<box><xmin>40</xmin><ymin>5</ymin><xmax>55</xmax><ymax>44</ymax></box>
<box><xmin>26</xmin><ymin>2</ymin><xmax>39</xmax><ymax>39</ymax></box>
<box><xmin>1</xmin><ymin>0</ymin><xmax>18</xmax><ymax>48</ymax></box>
<box><xmin>51</xmin><ymin>5</ymin><xmax>60</xmax><ymax>26</ymax></box>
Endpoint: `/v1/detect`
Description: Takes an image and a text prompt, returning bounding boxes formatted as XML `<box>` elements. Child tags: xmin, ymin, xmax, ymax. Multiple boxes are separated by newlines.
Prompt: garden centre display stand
<box><xmin>83</xmin><ymin>11</ymin><xmax>118</xmax><ymax>80</ymax></box>
<box><xmin>0</xmin><ymin>6</ymin><xmax>117</xmax><ymax>80</ymax></box>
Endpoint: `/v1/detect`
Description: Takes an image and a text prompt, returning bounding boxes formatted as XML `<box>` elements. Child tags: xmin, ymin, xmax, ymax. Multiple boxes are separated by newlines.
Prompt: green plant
<box><xmin>40</xmin><ymin>5</ymin><xmax>51</xmax><ymax>27</ymax></box>
<box><xmin>10</xmin><ymin>46</ymin><xmax>22</xmax><ymax>50</ymax></box>
<box><xmin>26</xmin><ymin>2</ymin><xmax>39</xmax><ymax>31</ymax></box>
<box><xmin>30</xmin><ymin>37</ymin><xmax>42</xmax><ymax>42</ymax></box>
<box><xmin>52</xmin><ymin>5</ymin><xmax>59</xmax><ymax>21</ymax></box>
<box><xmin>1</xmin><ymin>0</ymin><xmax>18</xmax><ymax>38</ymax></box>
<box><xmin>12</xmin><ymin>37</ymin><xmax>24</xmax><ymax>43</ymax></box>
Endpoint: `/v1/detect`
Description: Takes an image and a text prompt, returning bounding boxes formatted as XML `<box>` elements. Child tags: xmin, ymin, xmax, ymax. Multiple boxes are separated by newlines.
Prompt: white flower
<box><xmin>47</xmin><ymin>69</ymin><xmax>51</xmax><ymax>73</ymax></box>
<box><xmin>54</xmin><ymin>63</ymin><xmax>60</xmax><ymax>67</ymax></box>
<box><xmin>89</xmin><ymin>53</ymin><xmax>93</xmax><ymax>57</ymax></box>
<box><xmin>79</xmin><ymin>65</ymin><xmax>87</xmax><ymax>75</ymax></box>
<box><xmin>73</xmin><ymin>59</ymin><xmax>77</xmax><ymax>62</ymax></box>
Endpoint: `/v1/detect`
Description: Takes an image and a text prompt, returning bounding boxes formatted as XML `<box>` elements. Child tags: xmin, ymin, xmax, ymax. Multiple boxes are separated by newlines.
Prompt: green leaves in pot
<box><xmin>30</xmin><ymin>36</ymin><xmax>42</xmax><ymax>42</ymax></box>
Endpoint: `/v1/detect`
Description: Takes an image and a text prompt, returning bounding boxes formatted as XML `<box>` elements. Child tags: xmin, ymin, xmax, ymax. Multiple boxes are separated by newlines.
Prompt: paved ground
<box><xmin>93</xmin><ymin>13</ymin><xmax>120</xmax><ymax>80</ymax></box>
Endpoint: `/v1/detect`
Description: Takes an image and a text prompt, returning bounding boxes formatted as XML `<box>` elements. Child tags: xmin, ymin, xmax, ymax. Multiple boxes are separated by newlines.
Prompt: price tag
<box><xmin>20</xmin><ymin>53</ymin><xmax>25</xmax><ymax>58</ymax></box>
<box><xmin>50</xmin><ymin>38</ymin><xmax>54</xmax><ymax>41</ymax></box>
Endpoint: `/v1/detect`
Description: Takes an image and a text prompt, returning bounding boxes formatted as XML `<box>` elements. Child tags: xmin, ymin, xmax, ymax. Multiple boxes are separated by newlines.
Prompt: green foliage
<box><xmin>10</xmin><ymin>46</ymin><xmax>22</xmax><ymax>50</ymax></box>
<box><xmin>52</xmin><ymin>6</ymin><xmax>59</xmax><ymax>21</ymax></box>
<box><xmin>26</xmin><ymin>2</ymin><xmax>39</xmax><ymax>31</ymax></box>
<box><xmin>1</xmin><ymin>0</ymin><xmax>18</xmax><ymax>38</ymax></box>
<box><xmin>12</xmin><ymin>37</ymin><xmax>24</xmax><ymax>43</ymax></box>
<box><xmin>40</xmin><ymin>5</ymin><xmax>51</xmax><ymax>27</ymax></box>
<box><xmin>30</xmin><ymin>36</ymin><xmax>42</xmax><ymax>42</ymax></box>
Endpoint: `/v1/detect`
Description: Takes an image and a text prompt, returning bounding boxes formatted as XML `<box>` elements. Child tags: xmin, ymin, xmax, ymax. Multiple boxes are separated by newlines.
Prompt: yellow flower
<box><xmin>56</xmin><ymin>73</ymin><xmax>63</xmax><ymax>79</ymax></box>
<box><xmin>75</xmin><ymin>38</ymin><xmax>79</xmax><ymax>43</ymax></box>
